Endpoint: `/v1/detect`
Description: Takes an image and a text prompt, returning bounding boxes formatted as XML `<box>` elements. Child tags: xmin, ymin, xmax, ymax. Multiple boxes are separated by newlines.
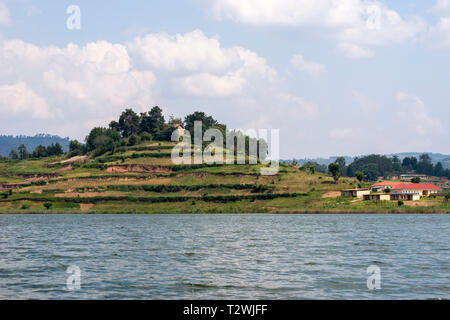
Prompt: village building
<box><xmin>363</xmin><ymin>194</ymin><xmax>391</xmax><ymax>201</ymax></box>
<box><xmin>390</xmin><ymin>182</ymin><xmax>442</xmax><ymax>196</ymax></box>
<box><xmin>341</xmin><ymin>189</ymin><xmax>371</xmax><ymax>198</ymax></box>
<box><xmin>390</xmin><ymin>193</ymin><xmax>421</xmax><ymax>201</ymax></box>
<box><xmin>400</xmin><ymin>174</ymin><xmax>429</xmax><ymax>180</ymax></box>
<box><xmin>370</xmin><ymin>181</ymin><xmax>404</xmax><ymax>192</ymax></box>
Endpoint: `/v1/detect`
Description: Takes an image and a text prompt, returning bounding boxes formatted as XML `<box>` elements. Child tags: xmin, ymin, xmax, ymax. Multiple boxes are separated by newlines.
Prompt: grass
<box><xmin>1</xmin><ymin>140</ymin><xmax>450</xmax><ymax>214</ymax></box>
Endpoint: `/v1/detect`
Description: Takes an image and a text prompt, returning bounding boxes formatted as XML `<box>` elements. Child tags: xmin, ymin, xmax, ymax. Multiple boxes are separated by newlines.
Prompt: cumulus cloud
<box><xmin>0</xmin><ymin>2</ymin><xmax>11</xmax><ymax>25</ymax></box>
<box><xmin>204</xmin><ymin>0</ymin><xmax>427</xmax><ymax>58</ymax></box>
<box><xmin>0</xmin><ymin>29</ymin><xmax>314</xmax><ymax>144</ymax></box>
<box><xmin>0</xmin><ymin>82</ymin><xmax>54</xmax><ymax>119</ymax></box>
<box><xmin>128</xmin><ymin>30</ymin><xmax>276</xmax><ymax>97</ymax></box>
<box><xmin>396</xmin><ymin>92</ymin><xmax>443</xmax><ymax>137</ymax></box>
<box><xmin>430</xmin><ymin>0</ymin><xmax>450</xmax><ymax>14</ymax></box>
<box><xmin>0</xmin><ymin>39</ymin><xmax>156</xmax><ymax>137</ymax></box>
<box><xmin>290</xmin><ymin>54</ymin><xmax>326</xmax><ymax>77</ymax></box>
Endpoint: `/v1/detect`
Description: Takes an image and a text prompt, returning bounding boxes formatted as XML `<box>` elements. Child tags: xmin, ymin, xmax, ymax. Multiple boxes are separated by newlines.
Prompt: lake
<box><xmin>0</xmin><ymin>214</ymin><xmax>449</xmax><ymax>299</ymax></box>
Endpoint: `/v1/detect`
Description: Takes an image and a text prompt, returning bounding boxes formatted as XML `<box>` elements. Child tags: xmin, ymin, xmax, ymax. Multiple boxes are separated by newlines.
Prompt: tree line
<box><xmin>325</xmin><ymin>154</ymin><xmax>450</xmax><ymax>182</ymax></box>
<box><xmin>2</xmin><ymin>106</ymin><xmax>267</xmax><ymax>160</ymax></box>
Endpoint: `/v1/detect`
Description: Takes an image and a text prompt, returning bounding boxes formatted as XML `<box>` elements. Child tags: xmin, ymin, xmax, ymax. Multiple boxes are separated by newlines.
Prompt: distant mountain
<box><xmin>0</xmin><ymin>134</ymin><xmax>70</xmax><ymax>157</ymax></box>
<box><xmin>284</xmin><ymin>152</ymin><xmax>450</xmax><ymax>168</ymax></box>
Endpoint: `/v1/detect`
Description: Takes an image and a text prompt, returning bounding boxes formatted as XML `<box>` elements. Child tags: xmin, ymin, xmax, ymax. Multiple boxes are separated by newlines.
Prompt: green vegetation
<box><xmin>1</xmin><ymin>107</ymin><xmax>449</xmax><ymax>214</ymax></box>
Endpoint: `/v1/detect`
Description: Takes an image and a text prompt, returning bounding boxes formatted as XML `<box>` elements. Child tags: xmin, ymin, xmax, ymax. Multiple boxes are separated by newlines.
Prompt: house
<box><xmin>400</xmin><ymin>174</ymin><xmax>428</xmax><ymax>180</ymax></box>
<box><xmin>341</xmin><ymin>189</ymin><xmax>371</xmax><ymax>198</ymax></box>
<box><xmin>363</xmin><ymin>194</ymin><xmax>391</xmax><ymax>201</ymax></box>
<box><xmin>173</xmin><ymin>123</ymin><xmax>184</xmax><ymax>136</ymax></box>
<box><xmin>390</xmin><ymin>182</ymin><xmax>442</xmax><ymax>196</ymax></box>
<box><xmin>371</xmin><ymin>181</ymin><xmax>404</xmax><ymax>192</ymax></box>
<box><xmin>390</xmin><ymin>193</ymin><xmax>421</xmax><ymax>201</ymax></box>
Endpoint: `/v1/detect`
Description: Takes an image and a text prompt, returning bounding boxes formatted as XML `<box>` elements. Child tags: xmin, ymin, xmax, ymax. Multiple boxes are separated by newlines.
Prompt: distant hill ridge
<box><xmin>0</xmin><ymin>134</ymin><xmax>70</xmax><ymax>157</ymax></box>
<box><xmin>287</xmin><ymin>152</ymin><xmax>450</xmax><ymax>169</ymax></box>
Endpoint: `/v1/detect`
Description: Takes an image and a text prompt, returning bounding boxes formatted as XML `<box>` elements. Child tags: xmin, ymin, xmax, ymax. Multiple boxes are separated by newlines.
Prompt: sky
<box><xmin>0</xmin><ymin>0</ymin><xmax>449</xmax><ymax>159</ymax></box>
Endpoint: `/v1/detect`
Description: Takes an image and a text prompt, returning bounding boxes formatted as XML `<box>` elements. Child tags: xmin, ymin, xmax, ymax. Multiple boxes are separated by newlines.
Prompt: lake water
<box><xmin>0</xmin><ymin>214</ymin><xmax>449</xmax><ymax>299</ymax></box>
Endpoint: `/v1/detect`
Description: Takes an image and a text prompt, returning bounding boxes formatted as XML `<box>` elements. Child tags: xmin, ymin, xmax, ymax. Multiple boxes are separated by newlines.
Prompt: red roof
<box><xmin>371</xmin><ymin>181</ymin><xmax>404</xmax><ymax>187</ymax></box>
<box><xmin>391</xmin><ymin>182</ymin><xmax>442</xmax><ymax>191</ymax></box>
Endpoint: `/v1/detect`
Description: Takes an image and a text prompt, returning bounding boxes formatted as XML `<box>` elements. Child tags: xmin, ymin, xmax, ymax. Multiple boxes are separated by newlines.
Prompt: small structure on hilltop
<box><xmin>341</xmin><ymin>188</ymin><xmax>370</xmax><ymax>198</ymax></box>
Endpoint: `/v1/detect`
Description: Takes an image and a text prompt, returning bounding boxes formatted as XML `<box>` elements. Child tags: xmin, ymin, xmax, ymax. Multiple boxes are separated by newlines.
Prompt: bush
<box><xmin>128</xmin><ymin>134</ymin><xmax>140</xmax><ymax>146</ymax></box>
<box><xmin>44</xmin><ymin>202</ymin><xmax>53</xmax><ymax>210</ymax></box>
<box><xmin>140</xmin><ymin>132</ymin><xmax>153</xmax><ymax>141</ymax></box>
<box><xmin>398</xmin><ymin>200</ymin><xmax>404</xmax><ymax>207</ymax></box>
<box><xmin>21</xmin><ymin>205</ymin><xmax>30</xmax><ymax>210</ymax></box>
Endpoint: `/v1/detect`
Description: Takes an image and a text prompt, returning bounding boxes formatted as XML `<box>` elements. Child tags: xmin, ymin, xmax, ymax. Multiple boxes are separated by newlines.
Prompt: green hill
<box><xmin>1</xmin><ymin>140</ymin><xmax>449</xmax><ymax>214</ymax></box>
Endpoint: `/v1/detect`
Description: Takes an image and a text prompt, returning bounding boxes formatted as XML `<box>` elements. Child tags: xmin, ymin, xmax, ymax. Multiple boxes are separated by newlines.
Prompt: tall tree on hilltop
<box><xmin>140</xmin><ymin>106</ymin><xmax>165</xmax><ymax>138</ymax></box>
<box><xmin>118</xmin><ymin>109</ymin><xmax>140</xmax><ymax>138</ymax></box>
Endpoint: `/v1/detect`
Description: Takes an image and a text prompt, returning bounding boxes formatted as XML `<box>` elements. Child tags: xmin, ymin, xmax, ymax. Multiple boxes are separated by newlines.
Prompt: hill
<box><xmin>1</xmin><ymin>140</ymin><xmax>449</xmax><ymax>214</ymax></box>
<box><xmin>0</xmin><ymin>134</ymin><xmax>70</xmax><ymax>157</ymax></box>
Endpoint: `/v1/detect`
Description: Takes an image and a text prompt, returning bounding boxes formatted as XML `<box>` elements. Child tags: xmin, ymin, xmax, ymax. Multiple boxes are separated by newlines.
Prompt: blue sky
<box><xmin>0</xmin><ymin>0</ymin><xmax>449</xmax><ymax>158</ymax></box>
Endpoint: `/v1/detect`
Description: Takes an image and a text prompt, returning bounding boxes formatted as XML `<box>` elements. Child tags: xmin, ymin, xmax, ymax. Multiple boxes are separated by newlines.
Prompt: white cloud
<box><xmin>172</xmin><ymin>72</ymin><xmax>245</xmax><ymax>97</ymax></box>
<box><xmin>396</xmin><ymin>92</ymin><xmax>443</xmax><ymax>137</ymax></box>
<box><xmin>0</xmin><ymin>39</ymin><xmax>156</xmax><ymax>137</ymax></box>
<box><xmin>0</xmin><ymin>2</ymin><xmax>11</xmax><ymax>25</ymax></box>
<box><xmin>128</xmin><ymin>30</ymin><xmax>276</xmax><ymax>97</ymax></box>
<box><xmin>290</xmin><ymin>54</ymin><xmax>326</xmax><ymax>77</ymax></box>
<box><xmin>127</xmin><ymin>30</ymin><xmax>235</xmax><ymax>73</ymax></box>
<box><xmin>0</xmin><ymin>82</ymin><xmax>53</xmax><ymax>119</ymax></box>
<box><xmin>204</xmin><ymin>0</ymin><xmax>427</xmax><ymax>58</ymax></box>
<box><xmin>430</xmin><ymin>0</ymin><xmax>450</xmax><ymax>14</ymax></box>
<box><xmin>337</xmin><ymin>42</ymin><xmax>374</xmax><ymax>58</ymax></box>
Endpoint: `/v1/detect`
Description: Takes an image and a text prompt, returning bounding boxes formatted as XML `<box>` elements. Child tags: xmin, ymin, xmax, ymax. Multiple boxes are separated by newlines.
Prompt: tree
<box><xmin>85</xmin><ymin>127</ymin><xmax>121</xmax><ymax>155</ymax></box>
<box><xmin>118</xmin><ymin>108</ymin><xmax>140</xmax><ymax>137</ymax></box>
<box><xmin>445</xmin><ymin>193</ymin><xmax>450</xmax><ymax>201</ymax></box>
<box><xmin>69</xmin><ymin>140</ymin><xmax>86</xmax><ymax>156</ymax></box>
<box><xmin>434</xmin><ymin>162</ymin><xmax>444</xmax><ymax>177</ymax></box>
<box><xmin>46</xmin><ymin>143</ymin><xmax>63</xmax><ymax>156</ymax></box>
<box><xmin>328</xmin><ymin>163</ymin><xmax>340</xmax><ymax>183</ymax></box>
<box><xmin>392</xmin><ymin>155</ymin><xmax>402</xmax><ymax>172</ymax></box>
<box><xmin>18</xmin><ymin>144</ymin><xmax>29</xmax><ymax>160</ymax></box>
<box><xmin>140</xmin><ymin>106</ymin><xmax>165</xmax><ymax>138</ymax></box>
<box><xmin>417</xmin><ymin>153</ymin><xmax>434</xmax><ymax>175</ymax></box>
<box><xmin>335</xmin><ymin>157</ymin><xmax>346</xmax><ymax>177</ymax></box>
<box><xmin>109</xmin><ymin>120</ymin><xmax>120</xmax><ymax>132</ymax></box>
<box><xmin>9</xmin><ymin>149</ymin><xmax>19</xmax><ymax>160</ymax></box>
<box><xmin>184</xmin><ymin>111</ymin><xmax>221</xmax><ymax>140</ymax></box>
<box><xmin>411</xmin><ymin>177</ymin><xmax>421</xmax><ymax>184</ymax></box>
<box><xmin>33</xmin><ymin>145</ymin><xmax>48</xmax><ymax>158</ymax></box>
<box><xmin>355</xmin><ymin>171</ymin><xmax>364</xmax><ymax>183</ymax></box>
<box><xmin>128</xmin><ymin>134</ymin><xmax>140</xmax><ymax>146</ymax></box>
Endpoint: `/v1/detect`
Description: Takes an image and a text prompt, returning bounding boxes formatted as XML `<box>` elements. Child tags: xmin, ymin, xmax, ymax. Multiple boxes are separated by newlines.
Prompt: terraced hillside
<box><xmin>1</xmin><ymin>141</ymin><xmax>449</xmax><ymax>213</ymax></box>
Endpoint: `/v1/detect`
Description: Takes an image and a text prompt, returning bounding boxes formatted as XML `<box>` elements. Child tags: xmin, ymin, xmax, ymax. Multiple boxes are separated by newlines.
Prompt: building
<box><xmin>400</xmin><ymin>174</ymin><xmax>428</xmax><ymax>180</ymax></box>
<box><xmin>371</xmin><ymin>181</ymin><xmax>404</xmax><ymax>192</ymax></box>
<box><xmin>371</xmin><ymin>181</ymin><xmax>442</xmax><ymax>196</ymax></box>
<box><xmin>363</xmin><ymin>194</ymin><xmax>391</xmax><ymax>201</ymax></box>
<box><xmin>390</xmin><ymin>182</ymin><xmax>442</xmax><ymax>196</ymax></box>
<box><xmin>390</xmin><ymin>193</ymin><xmax>421</xmax><ymax>201</ymax></box>
<box><xmin>341</xmin><ymin>189</ymin><xmax>371</xmax><ymax>198</ymax></box>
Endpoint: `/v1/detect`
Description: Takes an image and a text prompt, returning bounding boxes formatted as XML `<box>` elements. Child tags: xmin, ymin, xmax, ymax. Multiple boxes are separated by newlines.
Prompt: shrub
<box><xmin>128</xmin><ymin>134</ymin><xmax>140</xmax><ymax>146</ymax></box>
<box><xmin>44</xmin><ymin>202</ymin><xmax>53</xmax><ymax>210</ymax></box>
<box><xmin>398</xmin><ymin>200</ymin><xmax>404</xmax><ymax>207</ymax></box>
<box><xmin>140</xmin><ymin>132</ymin><xmax>153</xmax><ymax>141</ymax></box>
<box><xmin>21</xmin><ymin>205</ymin><xmax>30</xmax><ymax>210</ymax></box>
